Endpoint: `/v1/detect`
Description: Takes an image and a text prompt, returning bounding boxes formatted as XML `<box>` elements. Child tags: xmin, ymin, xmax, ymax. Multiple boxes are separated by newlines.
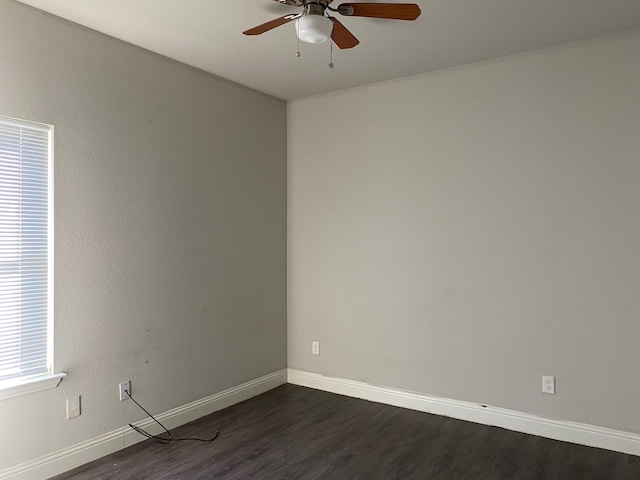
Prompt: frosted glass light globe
<box><xmin>296</xmin><ymin>15</ymin><xmax>333</xmax><ymax>44</ymax></box>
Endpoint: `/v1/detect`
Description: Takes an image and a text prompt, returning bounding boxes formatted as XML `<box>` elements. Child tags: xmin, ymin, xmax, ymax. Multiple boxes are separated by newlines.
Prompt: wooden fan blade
<box><xmin>243</xmin><ymin>14</ymin><xmax>300</xmax><ymax>36</ymax></box>
<box><xmin>338</xmin><ymin>3</ymin><xmax>421</xmax><ymax>20</ymax></box>
<box><xmin>330</xmin><ymin>18</ymin><xmax>359</xmax><ymax>49</ymax></box>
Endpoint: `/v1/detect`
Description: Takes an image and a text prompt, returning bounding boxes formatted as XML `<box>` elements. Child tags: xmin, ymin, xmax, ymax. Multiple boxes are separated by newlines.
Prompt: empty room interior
<box><xmin>1</xmin><ymin>0</ymin><xmax>639</xmax><ymax>478</ymax></box>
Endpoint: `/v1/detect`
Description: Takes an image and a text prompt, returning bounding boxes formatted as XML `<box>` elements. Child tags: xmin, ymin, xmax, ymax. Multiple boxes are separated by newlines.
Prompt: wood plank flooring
<box><xmin>51</xmin><ymin>384</ymin><xmax>640</xmax><ymax>479</ymax></box>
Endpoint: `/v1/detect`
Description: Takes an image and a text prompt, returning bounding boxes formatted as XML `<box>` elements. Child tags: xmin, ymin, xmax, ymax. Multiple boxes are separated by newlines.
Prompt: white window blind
<box><xmin>0</xmin><ymin>115</ymin><xmax>52</xmax><ymax>383</ymax></box>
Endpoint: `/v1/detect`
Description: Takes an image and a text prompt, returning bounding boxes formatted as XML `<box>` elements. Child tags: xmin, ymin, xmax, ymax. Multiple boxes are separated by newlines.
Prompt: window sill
<box><xmin>0</xmin><ymin>373</ymin><xmax>67</xmax><ymax>401</ymax></box>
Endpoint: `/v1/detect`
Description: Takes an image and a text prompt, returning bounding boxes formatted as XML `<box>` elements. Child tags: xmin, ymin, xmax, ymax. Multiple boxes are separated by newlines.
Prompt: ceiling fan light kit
<box><xmin>243</xmin><ymin>1</ymin><xmax>421</xmax><ymax>50</ymax></box>
<box><xmin>296</xmin><ymin>15</ymin><xmax>334</xmax><ymax>43</ymax></box>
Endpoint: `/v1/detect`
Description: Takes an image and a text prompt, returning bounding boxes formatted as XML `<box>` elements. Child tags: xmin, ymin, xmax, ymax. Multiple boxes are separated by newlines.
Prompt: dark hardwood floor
<box><xmin>51</xmin><ymin>384</ymin><xmax>640</xmax><ymax>479</ymax></box>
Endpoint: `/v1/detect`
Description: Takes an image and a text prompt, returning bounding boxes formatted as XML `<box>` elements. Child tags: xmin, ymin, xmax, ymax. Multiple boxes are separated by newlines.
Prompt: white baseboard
<box><xmin>1</xmin><ymin>370</ymin><xmax>287</xmax><ymax>480</ymax></box>
<box><xmin>5</xmin><ymin>368</ymin><xmax>637</xmax><ymax>480</ymax></box>
<box><xmin>288</xmin><ymin>369</ymin><xmax>640</xmax><ymax>457</ymax></box>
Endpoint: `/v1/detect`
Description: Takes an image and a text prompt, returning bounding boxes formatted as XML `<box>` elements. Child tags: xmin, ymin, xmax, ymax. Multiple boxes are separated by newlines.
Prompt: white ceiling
<box><xmin>14</xmin><ymin>0</ymin><xmax>640</xmax><ymax>100</ymax></box>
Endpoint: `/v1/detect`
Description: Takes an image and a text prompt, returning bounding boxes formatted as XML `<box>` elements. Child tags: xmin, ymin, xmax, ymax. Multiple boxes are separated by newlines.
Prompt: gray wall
<box><xmin>289</xmin><ymin>30</ymin><xmax>640</xmax><ymax>434</ymax></box>
<box><xmin>0</xmin><ymin>0</ymin><xmax>286</xmax><ymax>470</ymax></box>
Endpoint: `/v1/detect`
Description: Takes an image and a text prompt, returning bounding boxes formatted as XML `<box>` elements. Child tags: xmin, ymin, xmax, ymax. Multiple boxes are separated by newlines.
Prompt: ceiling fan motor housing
<box><xmin>305</xmin><ymin>2</ymin><xmax>329</xmax><ymax>16</ymax></box>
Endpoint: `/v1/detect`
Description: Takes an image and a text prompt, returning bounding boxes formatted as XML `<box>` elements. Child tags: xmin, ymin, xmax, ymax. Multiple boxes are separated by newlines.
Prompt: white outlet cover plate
<box><xmin>119</xmin><ymin>380</ymin><xmax>130</xmax><ymax>401</ymax></box>
<box><xmin>542</xmin><ymin>375</ymin><xmax>556</xmax><ymax>395</ymax></box>
<box><xmin>66</xmin><ymin>395</ymin><xmax>81</xmax><ymax>419</ymax></box>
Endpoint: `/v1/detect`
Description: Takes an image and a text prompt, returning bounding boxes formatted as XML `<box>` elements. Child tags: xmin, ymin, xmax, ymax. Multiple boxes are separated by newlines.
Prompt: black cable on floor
<box><xmin>125</xmin><ymin>389</ymin><xmax>219</xmax><ymax>445</ymax></box>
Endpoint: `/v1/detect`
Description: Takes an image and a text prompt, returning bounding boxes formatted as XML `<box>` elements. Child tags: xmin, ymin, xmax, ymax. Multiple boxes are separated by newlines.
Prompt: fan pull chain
<box><xmin>328</xmin><ymin>40</ymin><xmax>334</xmax><ymax>70</ymax></box>
<box><xmin>327</xmin><ymin>13</ymin><xmax>335</xmax><ymax>70</ymax></box>
<box><xmin>296</xmin><ymin>35</ymin><xmax>301</xmax><ymax>57</ymax></box>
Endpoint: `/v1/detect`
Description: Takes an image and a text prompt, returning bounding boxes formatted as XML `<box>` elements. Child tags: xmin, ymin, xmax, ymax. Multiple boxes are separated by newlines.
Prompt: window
<box><xmin>0</xmin><ymin>115</ymin><xmax>64</xmax><ymax>400</ymax></box>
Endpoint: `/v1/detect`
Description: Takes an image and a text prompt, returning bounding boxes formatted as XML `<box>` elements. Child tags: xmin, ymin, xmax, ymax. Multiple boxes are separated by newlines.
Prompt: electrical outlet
<box><xmin>66</xmin><ymin>395</ymin><xmax>81</xmax><ymax>419</ymax></box>
<box><xmin>312</xmin><ymin>341</ymin><xmax>320</xmax><ymax>355</ymax></box>
<box><xmin>542</xmin><ymin>375</ymin><xmax>556</xmax><ymax>395</ymax></box>
<box><xmin>119</xmin><ymin>380</ymin><xmax>131</xmax><ymax>401</ymax></box>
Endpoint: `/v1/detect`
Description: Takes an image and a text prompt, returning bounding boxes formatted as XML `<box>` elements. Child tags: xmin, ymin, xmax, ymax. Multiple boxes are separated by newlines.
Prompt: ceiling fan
<box><xmin>243</xmin><ymin>1</ymin><xmax>421</xmax><ymax>49</ymax></box>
